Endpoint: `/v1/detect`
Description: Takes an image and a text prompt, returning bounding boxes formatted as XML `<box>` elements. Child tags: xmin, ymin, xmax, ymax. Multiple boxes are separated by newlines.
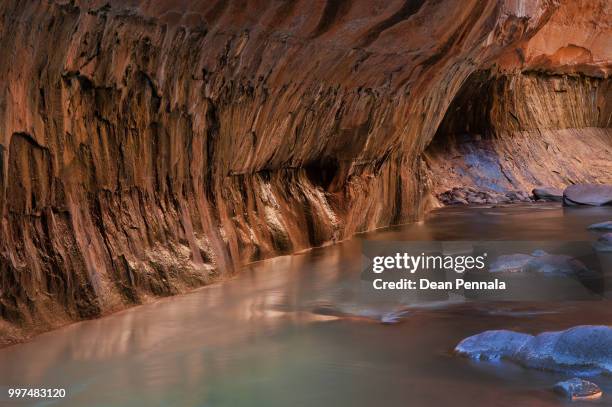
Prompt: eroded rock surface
<box><xmin>425</xmin><ymin>74</ymin><xmax>612</xmax><ymax>200</ymax></box>
<box><xmin>0</xmin><ymin>0</ymin><xmax>610</xmax><ymax>343</ymax></box>
<box><xmin>426</xmin><ymin>0</ymin><xmax>612</xmax><ymax>201</ymax></box>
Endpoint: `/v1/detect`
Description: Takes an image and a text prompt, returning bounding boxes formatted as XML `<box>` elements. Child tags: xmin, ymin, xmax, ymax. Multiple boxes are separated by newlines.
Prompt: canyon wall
<box><xmin>426</xmin><ymin>0</ymin><xmax>612</xmax><ymax>196</ymax></box>
<box><xmin>425</xmin><ymin>72</ymin><xmax>612</xmax><ymax>195</ymax></box>
<box><xmin>0</xmin><ymin>0</ymin><xmax>609</xmax><ymax>343</ymax></box>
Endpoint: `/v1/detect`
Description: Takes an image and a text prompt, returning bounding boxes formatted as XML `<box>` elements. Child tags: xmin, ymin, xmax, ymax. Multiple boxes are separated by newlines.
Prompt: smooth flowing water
<box><xmin>2</xmin><ymin>203</ymin><xmax>612</xmax><ymax>407</ymax></box>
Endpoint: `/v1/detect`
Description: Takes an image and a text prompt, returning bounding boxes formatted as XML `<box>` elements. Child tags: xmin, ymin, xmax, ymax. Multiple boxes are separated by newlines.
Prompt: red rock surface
<box><xmin>0</xmin><ymin>0</ymin><xmax>609</xmax><ymax>343</ymax></box>
<box><xmin>425</xmin><ymin>72</ymin><xmax>612</xmax><ymax>196</ymax></box>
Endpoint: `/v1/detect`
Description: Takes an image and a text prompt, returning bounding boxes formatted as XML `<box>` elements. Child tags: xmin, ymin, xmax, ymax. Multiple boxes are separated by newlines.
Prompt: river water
<box><xmin>2</xmin><ymin>203</ymin><xmax>612</xmax><ymax>406</ymax></box>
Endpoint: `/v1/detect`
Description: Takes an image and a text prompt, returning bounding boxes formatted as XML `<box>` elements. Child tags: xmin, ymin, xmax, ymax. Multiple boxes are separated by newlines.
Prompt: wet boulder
<box><xmin>488</xmin><ymin>250</ymin><xmax>591</xmax><ymax>277</ymax></box>
<box><xmin>525</xmin><ymin>326</ymin><xmax>612</xmax><ymax>374</ymax></box>
<box><xmin>588</xmin><ymin>221</ymin><xmax>612</xmax><ymax>231</ymax></box>
<box><xmin>533</xmin><ymin>186</ymin><xmax>563</xmax><ymax>202</ymax></box>
<box><xmin>599</xmin><ymin>233</ymin><xmax>612</xmax><ymax>244</ymax></box>
<box><xmin>563</xmin><ymin>184</ymin><xmax>612</xmax><ymax>206</ymax></box>
<box><xmin>456</xmin><ymin>326</ymin><xmax>612</xmax><ymax>375</ymax></box>
<box><xmin>594</xmin><ymin>233</ymin><xmax>612</xmax><ymax>252</ymax></box>
<box><xmin>524</xmin><ymin>253</ymin><xmax>591</xmax><ymax>276</ymax></box>
<box><xmin>553</xmin><ymin>378</ymin><xmax>602</xmax><ymax>401</ymax></box>
<box><xmin>454</xmin><ymin>330</ymin><xmax>532</xmax><ymax>361</ymax></box>
<box><xmin>489</xmin><ymin>254</ymin><xmax>533</xmax><ymax>272</ymax></box>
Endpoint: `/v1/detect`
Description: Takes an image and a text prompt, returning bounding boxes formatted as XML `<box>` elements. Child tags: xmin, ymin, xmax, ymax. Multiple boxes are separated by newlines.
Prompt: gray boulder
<box><xmin>588</xmin><ymin>221</ymin><xmax>612</xmax><ymax>231</ymax></box>
<box><xmin>533</xmin><ymin>186</ymin><xmax>563</xmax><ymax>202</ymax></box>
<box><xmin>553</xmin><ymin>378</ymin><xmax>602</xmax><ymax>401</ymax></box>
<box><xmin>455</xmin><ymin>325</ymin><xmax>612</xmax><ymax>375</ymax></box>
<box><xmin>455</xmin><ymin>330</ymin><xmax>532</xmax><ymax>361</ymax></box>
<box><xmin>563</xmin><ymin>184</ymin><xmax>612</xmax><ymax>206</ymax></box>
<box><xmin>599</xmin><ymin>233</ymin><xmax>612</xmax><ymax>244</ymax></box>
<box><xmin>594</xmin><ymin>233</ymin><xmax>612</xmax><ymax>252</ymax></box>
<box><xmin>488</xmin><ymin>250</ymin><xmax>591</xmax><ymax>277</ymax></box>
<box><xmin>489</xmin><ymin>254</ymin><xmax>533</xmax><ymax>273</ymax></box>
<box><xmin>524</xmin><ymin>253</ymin><xmax>591</xmax><ymax>276</ymax></box>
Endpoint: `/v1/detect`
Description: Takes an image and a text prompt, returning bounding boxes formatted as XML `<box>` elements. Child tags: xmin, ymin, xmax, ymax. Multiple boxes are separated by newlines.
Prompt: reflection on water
<box><xmin>1</xmin><ymin>204</ymin><xmax>612</xmax><ymax>406</ymax></box>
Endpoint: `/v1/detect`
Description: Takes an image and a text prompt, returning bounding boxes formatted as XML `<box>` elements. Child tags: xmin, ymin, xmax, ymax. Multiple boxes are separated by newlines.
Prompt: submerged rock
<box><xmin>456</xmin><ymin>326</ymin><xmax>612</xmax><ymax>375</ymax></box>
<box><xmin>594</xmin><ymin>233</ymin><xmax>612</xmax><ymax>252</ymax></box>
<box><xmin>564</xmin><ymin>184</ymin><xmax>612</xmax><ymax>206</ymax></box>
<box><xmin>489</xmin><ymin>254</ymin><xmax>533</xmax><ymax>272</ymax></box>
<box><xmin>599</xmin><ymin>233</ymin><xmax>612</xmax><ymax>244</ymax></box>
<box><xmin>524</xmin><ymin>254</ymin><xmax>591</xmax><ymax>276</ymax></box>
<box><xmin>488</xmin><ymin>250</ymin><xmax>591</xmax><ymax>277</ymax></box>
<box><xmin>533</xmin><ymin>186</ymin><xmax>563</xmax><ymax>202</ymax></box>
<box><xmin>553</xmin><ymin>378</ymin><xmax>602</xmax><ymax>401</ymax></box>
<box><xmin>588</xmin><ymin>221</ymin><xmax>612</xmax><ymax>231</ymax></box>
<box><xmin>380</xmin><ymin>311</ymin><xmax>410</xmax><ymax>325</ymax></box>
<box><xmin>531</xmin><ymin>249</ymin><xmax>548</xmax><ymax>257</ymax></box>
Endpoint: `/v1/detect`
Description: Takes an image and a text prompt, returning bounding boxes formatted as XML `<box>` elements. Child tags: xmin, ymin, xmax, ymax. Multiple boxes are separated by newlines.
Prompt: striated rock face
<box><xmin>0</xmin><ymin>0</ymin><xmax>610</xmax><ymax>343</ymax></box>
<box><xmin>425</xmin><ymin>71</ymin><xmax>612</xmax><ymax>198</ymax></box>
<box><xmin>426</xmin><ymin>0</ymin><xmax>612</xmax><ymax>199</ymax></box>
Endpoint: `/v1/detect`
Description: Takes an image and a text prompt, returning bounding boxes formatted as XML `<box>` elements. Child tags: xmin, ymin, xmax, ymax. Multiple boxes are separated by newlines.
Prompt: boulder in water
<box><xmin>588</xmin><ymin>221</ymin><xmax>612</xmax><ymax>231</ymax></box>
<box><xmin>489</xmin><ymin>254</ymin><xmax>533</xmax><ymax>272</ymax></box>
<box><xmin>524</xmin><ymin>253</ymin><xmax>590</xmax><ymax>276</ymax></box>
<box><xmin>599</xmin><ymin>233</ymin><xmax>612</xmax><ymax>244</ymax></box>
<box><xmin>455</xmin><ymin>325</ymin><xmax>612</xmax><ymax>375</ymax></box>
<box><xmin>553</xmin><ymin>378</ymin><xmax>602</xmax><ymax>401</ymax></box>
<box><xmin>533</xmin><ymin>186</ymin><xmax>563</xmax><ymax>202</ymax></box>
<box><xmin>594</xmin><ymin>233</ymin><xmax>612</xmax><ymax>252</ymax></box>
<box><xmin>455</xmin><ymin>330</ymin><xmax>532</xmax><ymax>361</ymax></box>
<box><xmin>563</xmin><ymin>184</ymin><xmax>612</xmax><ymax>206</ymax></box>
<box><xmin>488</xmin><ymin>250</ymin><xmax>591</xmax><ymax>277</ymax></box>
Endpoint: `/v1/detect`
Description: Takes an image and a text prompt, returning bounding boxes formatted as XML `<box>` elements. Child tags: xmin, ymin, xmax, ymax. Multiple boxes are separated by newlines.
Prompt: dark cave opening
<box><xmin>427</xmin><ymin>70</ymin><xmax>497</xmax><ymax>150</ymax></box>
<box><xmin>423</xmin><ymin>71</ymin><xmax>525</xmax><ymax>203</ymax></box>
<box><xmin>424</xmin><ymin>70</ymin><xmax>612</xmax><ymax>205</ymax></box>
<box><xmin>305</xmin><ymin>158</ymin><xmax>340</xmax><ymax>191</ymax></box>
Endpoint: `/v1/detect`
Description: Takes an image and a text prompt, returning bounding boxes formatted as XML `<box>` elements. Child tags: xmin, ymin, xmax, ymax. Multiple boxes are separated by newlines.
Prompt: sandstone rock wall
<box><xmin>423</xmin><ymin>0</ymin><xmax>611</xmax><ymax>198</ymax></box>
<box><xmin>425</xmin><ymin>71</ymin><xmax>612</xmax><ymax>195</ymax></box>
<box><xmin>0</xmin><ymin>0</ymin><xmax>609</xmax><ymax>343</ymax></box>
